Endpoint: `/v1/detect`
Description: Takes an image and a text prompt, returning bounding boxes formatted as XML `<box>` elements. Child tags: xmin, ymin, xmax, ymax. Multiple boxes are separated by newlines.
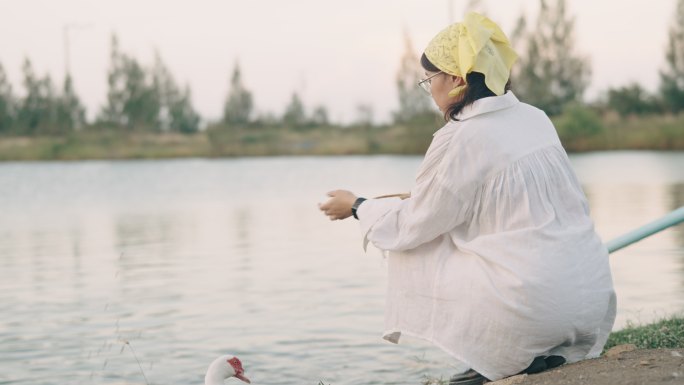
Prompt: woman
<box><xmin>319</xmin><ymin>12</ymin><xmax>616</xmax><ymax>384</ymax></box>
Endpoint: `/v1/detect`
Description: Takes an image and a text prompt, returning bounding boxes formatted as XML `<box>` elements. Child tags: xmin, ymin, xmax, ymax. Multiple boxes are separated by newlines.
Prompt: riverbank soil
<box><xmin>490</xmin><ymin>346</ymin><xmax>683</xmax><ymax>385</ymax></box>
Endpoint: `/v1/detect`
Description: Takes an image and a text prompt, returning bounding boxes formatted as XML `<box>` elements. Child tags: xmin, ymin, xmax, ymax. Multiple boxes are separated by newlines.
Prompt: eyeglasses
<box><xmin>418</xmin><ymin>71</ymin><xmax>443</xmax><ymax>94</ymax></box>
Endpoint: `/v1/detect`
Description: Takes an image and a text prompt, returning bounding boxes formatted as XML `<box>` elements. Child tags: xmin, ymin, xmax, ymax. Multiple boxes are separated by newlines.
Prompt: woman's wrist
<box><xmin>351</xmin><ymin>197</ymin><xmax>367</xmax><ymax>220</ymax></box>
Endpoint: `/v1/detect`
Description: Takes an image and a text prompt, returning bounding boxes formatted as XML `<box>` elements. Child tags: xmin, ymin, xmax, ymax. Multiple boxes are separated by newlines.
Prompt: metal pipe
<box><xmin>606</xmin><ymin>206</ymin><xmax>684</xmax><ymax>254</ymax></box>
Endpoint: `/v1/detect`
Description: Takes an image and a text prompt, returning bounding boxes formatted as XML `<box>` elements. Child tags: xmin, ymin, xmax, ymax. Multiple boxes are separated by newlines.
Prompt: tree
<box><xmin>222</xmin><ymin>62</ymin><xmax>253</xmax><ymax>125</ymax></box>
<box><xmin>98</xmin><ymin>34</ymin><xmax>160</xmax><ymax>130</ymax></box>
<box><xmin>660</xmin><ymin>0</ymin><xmax>684</xmax><ymax>113</ymax></box>
<box><xmin>121</xmin><ymin>56</ymin><xmax>160</xmax><ymax>130</ymax></box>
<box><xmin>153</xmin><ymin>53</ymin><xmax>200</xmax><ymax>133</ymax></box>
<box><xmin>56</xmin><ymin>75</ymin><xmax>86</xmax><ymax>132</ymax></box>
<box><xmin>355</xmin><ymin>103</ymin><xmax>374</xmax><ymax>127</ymax></box>
<box><xmin>0</xmin><ymin>62</ymin><xmax>14</xmax><ymax>134</ymax></box>
<box><xmin>13</xmin><ymin>59</ymin><xmax>84</xmax><ymax>135</ymax></box>
<box><xmin>393</xmin><ymin>31</ymin><xmax>434</xmax><ymax>124</ymax></box>
<box><xmin>167</xmin><ymin>85</ymin><xmax>200</xmax><ymax>134</ymax></box>
<box><xmin>606</xmin><ymin>83</ymin><xmax>661</xmax><ymax>116</ymax></box>
<box><xmin>555</xmin><ymin>103</ymin><xmax>603</xmax><ymax>142</ymax></box>
<box><xmin>510</xmin><ymin>0</ymin><xmax>590</xmax><ymax>116</ymax></box>
<box><xmin>309</xmin><ymin>105</ymin><xmax>329</xmax><ymax>126</ymax></box>
<box><xmin>99</xmin><ymin>35</ymin><xmax>126</xmax><ymax>126</ymax></box>
<box><xmin>282</xmin><ymin>92</ymin><xmax>306</xmax><ymax>127</ymax></box>
<box><xmin>17</xmin><ymin>58</ymin><xmax>58</xmax><ymax>135</ymax></box>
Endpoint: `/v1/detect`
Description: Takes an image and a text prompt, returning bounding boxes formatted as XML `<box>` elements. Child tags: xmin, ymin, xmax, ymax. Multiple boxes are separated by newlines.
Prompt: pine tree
<box><xmin>607</xmin><ymin>83</ymin><xmax>660</xmax><ymax>116</ymax></box>
<box><xmin>121</xmin><ymin>57</ymin><xmax>160</xmax><ymax>130</ymax></box>
<box><xmin>168</xmin><ymin>85</ymin><xmax>200</xmax><ymax>134</ymax></box>
<box><xmin>0</xmin><ymin>62</ymin><xmax>14</xmax><ymax>134</ymax></box>
<box><xmin>56</xmin><ymin>75</ymin><xmax>86</xmax><ymax>132</ymax></box>
<box><xmin>282</xmin><ymin>92</ymin><xmax>306</xmax><ymax>127</ymax></box>
<box><xmin>393</xmin><ymin>31</ymin><xmax>434</xmax><ymax>124</ymax></box>
<box><xmin>660</xmin><ymin>0</ymin><xmax>684</xmax><ymax>113</ymax></box>
<box><xmin>17</xmin><ymin>58</ymin><xmax>58</xmax><ymax>135</ymax></box>
<box><xmin>510</xmin><ymin>0</ymin><xmax>590</xmax><ymax>115</ymax></box>
<box><xmin>355</xmin><ymin>104</ymin><xmax>374</xmax><ymax>127</ymax></box>
<box><xmin>99</xmin><ymin>34</ymin><xmax>160</xmax><ymax>130</ymax></box>
<box><xmin>153</xmin><ymin>53</ymin><xmax>200</xmax><ymax>133</ymax></box>
<box><xmin>309</xmin><ymin>105</ymin><xmax>329</xmax><ymax>126</ymax></box>
<box><xmin>99</xmin><ymin>35</ymin><xmax>126</xmax><ymax>126</ymax></box>
<box><xmin>222</xmin><ymin>62</ymin><xmax>253</xmax><ymax>126</ymax></box>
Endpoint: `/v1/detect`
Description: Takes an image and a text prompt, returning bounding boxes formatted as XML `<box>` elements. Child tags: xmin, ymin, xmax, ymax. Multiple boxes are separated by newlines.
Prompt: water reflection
<box><xmin>576</xmin><ymin>152</ymin><xmax>684</xmax><ymax>327</ymax></box>
<box><xmin>234</xmin><ymin>206</ymin><xmax>253</xmax><ymax>254</ymax></box>
<box><xmin>669</xmin><ymin>183</ymin><xmax>684</xmax><ymax>291</ymax></box>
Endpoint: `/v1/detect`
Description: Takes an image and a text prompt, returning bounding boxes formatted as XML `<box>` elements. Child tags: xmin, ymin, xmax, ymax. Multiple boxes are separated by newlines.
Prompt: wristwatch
<box><xmin>351</xmin><ymin>197</ymin><xmax>367</xmax><ymax>220</ymax></box>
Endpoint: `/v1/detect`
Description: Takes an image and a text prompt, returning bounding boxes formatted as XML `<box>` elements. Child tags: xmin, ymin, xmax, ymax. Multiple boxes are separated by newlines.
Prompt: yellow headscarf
<box><xmin>424</xmin><ymin>12</ymin><xmax>518</xmax><ymax>98</ymax></box>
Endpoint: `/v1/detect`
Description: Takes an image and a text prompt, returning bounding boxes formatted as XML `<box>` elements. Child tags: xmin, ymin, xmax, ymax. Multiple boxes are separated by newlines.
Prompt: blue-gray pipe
<box><xmin>606</xmin><ymin>206</ymin><xmax>684</xmax><ymax>254</ymax></box>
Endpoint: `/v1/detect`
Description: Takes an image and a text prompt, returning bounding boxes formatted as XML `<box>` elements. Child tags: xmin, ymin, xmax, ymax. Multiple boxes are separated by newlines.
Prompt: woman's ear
<box><xmin>446</xmin><ymin>75</ymin><xmax>463</xmax><ymax>88</ymax></box>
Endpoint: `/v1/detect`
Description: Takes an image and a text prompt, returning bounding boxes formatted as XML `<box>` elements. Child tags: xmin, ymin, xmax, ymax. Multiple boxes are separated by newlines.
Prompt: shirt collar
<box><xmin>453</xmin><ymin>91</ymin><xmax>519</xmax><ymax>121</ymax></box>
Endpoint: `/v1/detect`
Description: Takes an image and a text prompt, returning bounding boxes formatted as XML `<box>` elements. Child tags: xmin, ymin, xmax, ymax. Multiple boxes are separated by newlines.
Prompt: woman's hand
<box><xmin>319</xmin><ymin>190</ymin><xmax>357</xmax><ymax>221</ymax></box>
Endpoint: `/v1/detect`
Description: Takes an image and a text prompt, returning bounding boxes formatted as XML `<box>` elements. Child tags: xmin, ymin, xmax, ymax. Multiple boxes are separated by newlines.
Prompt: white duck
<box><xmin>205</xmin><ymin>355</ymin><xmax>251</xmax><ymax>384</ymax></box>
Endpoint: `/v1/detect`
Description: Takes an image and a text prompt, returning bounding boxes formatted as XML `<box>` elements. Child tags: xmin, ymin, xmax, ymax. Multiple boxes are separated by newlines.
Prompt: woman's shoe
<box><xmin>544</xmin><ymin>355</ymin><xmax>566</xmax><ymax>369</ymax></box>
<box><xmin>519</xmin><ymin>355</ymin><xmax>567</xmax><ymax>375</ymax></box>
<box><xmin>449</xmin><ymin>369</ymin><xmax>487</xmax><ymax>385</ymax></box>
<box><xmin>448</xmin><ymin>355</ymin><xmax>565</xmax><ymax>385</ymax></box>
<box><xmin>520</xmin><ymin>356</ymin><xmax>547</xmax><ymax>374</ymax></box>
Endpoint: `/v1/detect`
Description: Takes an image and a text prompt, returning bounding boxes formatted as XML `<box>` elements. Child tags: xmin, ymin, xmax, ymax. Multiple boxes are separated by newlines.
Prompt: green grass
<box><xmin>604</xmin><ymin>316</ymin><xmax>684</xmax><ymax>352</ymax></box>
<box><xmin>2</xmin><ymin>111</ymin><xmax>684</xmax><ymax>161</ymax></box>
<box><xmin>0</xmin><ymin>131</ymin><xmax>212</xmax><ymax>161</ymax></box>
<box><xmin>552</xmin><ymin>111</ymin><xmax>684</xmax><ymax>152</ymax></box>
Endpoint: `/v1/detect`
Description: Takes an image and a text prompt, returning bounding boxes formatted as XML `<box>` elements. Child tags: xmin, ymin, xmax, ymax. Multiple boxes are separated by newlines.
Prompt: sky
<box><xmin>0</xmin><ymin>0</ymin><xmax>678</xmax><ymax>124</ymax></box>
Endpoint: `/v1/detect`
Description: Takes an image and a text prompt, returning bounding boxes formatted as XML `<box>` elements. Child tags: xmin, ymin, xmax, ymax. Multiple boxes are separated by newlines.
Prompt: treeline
<box><xmin>510</xmin><ymin>0</ymin><xmax>684</xmax><ymax>117</ymax></box>
<box><xmin>0</xmin><ymin>31</ymin><xmax>350</xmax><ymax>138</ymax></box>
<box><xmin>0</xmin><ymin>35</ymin><xmax>201</xmax><ymax>136</ymax></box>
<box><xmin>465</xmin><ymin>0</ymin><xmax>684</xmax><ymax>151</ymax></box>
<box><xmin>0</xmin><ymin>60</ymin><xmax>86</xmax><ymax>135</ymax></box>
<box><xmin>0</xmin><ymin>0</ymin><xmax>683</xmax><ymax>156</ymax></box>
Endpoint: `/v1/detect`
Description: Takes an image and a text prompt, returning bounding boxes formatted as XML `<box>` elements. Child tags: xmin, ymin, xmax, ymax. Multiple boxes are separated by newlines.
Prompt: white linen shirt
<box><xmin>357</xmin><ymin>92</ymin><xmax>616</xmax><ymax>381</ymax></box>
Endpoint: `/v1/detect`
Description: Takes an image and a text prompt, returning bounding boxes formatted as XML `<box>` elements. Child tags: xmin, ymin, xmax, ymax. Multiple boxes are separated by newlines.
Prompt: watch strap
<box><xmin>351</xmin><ymin>197</ymin><xmax>367</xmax><ymax>220</ymax></box>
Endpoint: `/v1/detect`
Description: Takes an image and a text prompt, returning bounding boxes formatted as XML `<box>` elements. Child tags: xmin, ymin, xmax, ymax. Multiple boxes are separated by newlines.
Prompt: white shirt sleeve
<box><xmin>357</xmin><ymin>122</ymin><xmax>481</xmax><ymax>252</ymax></box>
<box><xmin>356</xmin><ymin>197</ymin><xmax>402</xmax><ymax>251</ymax></box>
<box><xmin>358</xmin><ymin>170</ymin><xmax>470</xmax><ymax>252</ymax></box>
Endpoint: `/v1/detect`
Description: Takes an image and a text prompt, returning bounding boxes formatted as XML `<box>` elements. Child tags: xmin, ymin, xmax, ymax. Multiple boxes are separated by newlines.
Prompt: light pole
<box><xmin>62</xmin><ymin>23</ymin><xmax>92</xmax><ymax>130</ymax></box>
<box><xmin>63</xmin><ymin>23</ymin><xmax>92</xmax><ymax>78</ymax></box>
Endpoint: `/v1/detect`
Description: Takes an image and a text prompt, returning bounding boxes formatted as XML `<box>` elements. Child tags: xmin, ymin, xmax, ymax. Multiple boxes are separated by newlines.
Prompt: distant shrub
<box><xmin>554</xmin><ymin>103</ymin><xmax>604</xmax><ymax>150</ymax></box>
<box><xmin>606</xmin><ymin>83</ymin><xmax>663</xmax><ymax>117</ymax></box>
<box><xmin>554</xmin><ymin>103</ymin><xmax>604</xmax><ymax>143</ymax></box>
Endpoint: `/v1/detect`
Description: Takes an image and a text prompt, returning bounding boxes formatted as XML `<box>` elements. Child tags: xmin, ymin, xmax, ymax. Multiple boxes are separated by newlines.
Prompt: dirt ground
<box><xmin>489</xmin><ymin>345</ymin><xmax>684</xmax><ymax>385</ymax></box>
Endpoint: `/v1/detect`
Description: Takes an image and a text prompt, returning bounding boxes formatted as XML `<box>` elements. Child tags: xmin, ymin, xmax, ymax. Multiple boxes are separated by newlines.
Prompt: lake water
<box><xmin>1</xmin><ymin>151</ymin><xmax>683</xmax><ymax>385</ymax></box>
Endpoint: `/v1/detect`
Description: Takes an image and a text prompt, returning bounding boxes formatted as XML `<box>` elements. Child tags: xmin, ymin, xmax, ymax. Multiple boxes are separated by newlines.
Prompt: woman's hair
<box><xmin>420</xmin><ymin>53</ymin><xmax>511</xmax><ymax>121</ymax></box>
